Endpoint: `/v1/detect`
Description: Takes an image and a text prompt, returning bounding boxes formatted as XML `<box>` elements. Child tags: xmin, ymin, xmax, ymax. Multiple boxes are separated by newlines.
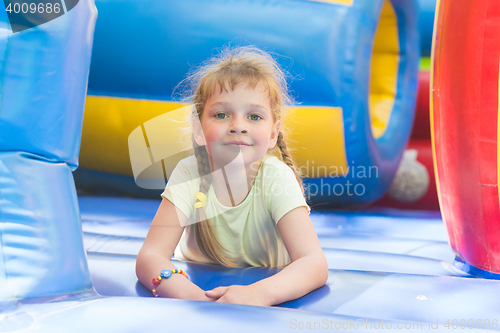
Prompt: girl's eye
<box><xmin>215</xmin><ymin>113</ymin><xmax>228</xmax><ymax>119</ymax></box>
<box><xmin>249</xmin><ymin>114</ymin><xmax>262</xmax><ymax>121</ymax></box>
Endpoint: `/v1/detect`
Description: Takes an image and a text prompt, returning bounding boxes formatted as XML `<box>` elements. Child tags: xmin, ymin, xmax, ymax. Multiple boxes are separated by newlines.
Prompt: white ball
<box><xmin>388</xmin><ymin>149</ymin><xmax>430</xmax><ymax>202</ymax></box>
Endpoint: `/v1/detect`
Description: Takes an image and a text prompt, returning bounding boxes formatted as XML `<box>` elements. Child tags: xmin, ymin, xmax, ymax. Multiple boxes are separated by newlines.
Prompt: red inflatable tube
<box><xmin>432</xmin><ymin>0</ymin><xmax>500</xmax><ymax>273</ymax></box>
<box><xmin>411</xmin><ymin>70</ymin><xmax>430</xmax><ymax>140</ymax></box>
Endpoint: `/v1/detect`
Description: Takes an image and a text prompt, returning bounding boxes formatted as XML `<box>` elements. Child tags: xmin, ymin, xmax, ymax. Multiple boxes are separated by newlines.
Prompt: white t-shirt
<box><xmin>161</xmin><ymin>154</ymin><xmax>309</xmax><ymax>267</ymax></box>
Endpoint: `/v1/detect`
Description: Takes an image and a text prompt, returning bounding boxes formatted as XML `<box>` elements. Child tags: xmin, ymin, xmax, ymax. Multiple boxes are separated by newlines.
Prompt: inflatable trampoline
<box><xmin>2</xmin><ymin>0</ymin><xmax>500</xmax><ymax>332</ymax></box>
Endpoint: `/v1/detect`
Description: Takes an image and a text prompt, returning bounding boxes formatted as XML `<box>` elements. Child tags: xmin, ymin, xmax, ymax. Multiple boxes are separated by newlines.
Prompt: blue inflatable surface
<box><xmin>3</xmin><ymin>197</ymin><xmax>500</xmax><ymax>332</ymax></box>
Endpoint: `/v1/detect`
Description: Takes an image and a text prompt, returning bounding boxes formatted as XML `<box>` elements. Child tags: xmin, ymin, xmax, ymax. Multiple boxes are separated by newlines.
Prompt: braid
<box><xmin>192</xmin><ymin>139</ymin><xmax>240</xmax><ymax>267</ymax></box>
<box><xmin>276</xmin><ymin>132</ymin><xmax>305</xmax><ymax>196</ymax></box>
<box><xmin>194</xmin><ymin>144</ymin><xmax>211</xmax><ymax>192</ymax></box>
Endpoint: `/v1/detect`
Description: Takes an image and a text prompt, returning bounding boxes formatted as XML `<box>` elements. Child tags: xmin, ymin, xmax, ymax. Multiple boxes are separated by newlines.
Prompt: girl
<box><xmin>136</xmin><ymin>46</ymin><xmax>328</xmax><ymax>306</ymax></box>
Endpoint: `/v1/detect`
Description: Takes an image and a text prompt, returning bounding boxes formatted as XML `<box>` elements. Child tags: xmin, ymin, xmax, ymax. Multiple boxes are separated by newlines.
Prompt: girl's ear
<box><xmin>268</xmin><ymin>120</ymin><xmax>281</xmax><ymax>150</ymax></box>
<box><xmin>193</xmin><ymin>117</ymin><xmax>206</xmax><ymax>146</ymax></box>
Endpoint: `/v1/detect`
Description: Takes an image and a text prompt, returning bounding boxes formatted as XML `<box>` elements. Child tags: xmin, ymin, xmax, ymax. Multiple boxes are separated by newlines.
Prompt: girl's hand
<box><xmin>205</xmin><ymin>285</ymin><xmax>271</xmax><ymax>307</ymax></box>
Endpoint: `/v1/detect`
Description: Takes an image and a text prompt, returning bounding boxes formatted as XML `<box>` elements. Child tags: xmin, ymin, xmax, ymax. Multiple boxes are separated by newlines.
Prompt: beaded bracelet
<box><xmin>151</xmin><ymin>269</ymin><xmax>189</xmax><ymax>297</ymax></box>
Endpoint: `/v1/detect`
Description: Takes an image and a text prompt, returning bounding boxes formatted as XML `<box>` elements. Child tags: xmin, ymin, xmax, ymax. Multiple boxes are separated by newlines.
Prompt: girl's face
<box><xmin>195</xmin><ymin>81</ymin><xmax>280</xmax><ymax>169</ymax></box>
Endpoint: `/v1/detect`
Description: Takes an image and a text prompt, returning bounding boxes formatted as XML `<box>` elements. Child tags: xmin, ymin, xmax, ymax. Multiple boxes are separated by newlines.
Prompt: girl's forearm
<box><xmin>136</xmin><ymin>251</ymin><xmax>212</xmax><ymax>301</ymax></box>
<box><xmin>251</xmin><ymin>254</ymin><xmax>329</xmax><ymax>306</ymax></box>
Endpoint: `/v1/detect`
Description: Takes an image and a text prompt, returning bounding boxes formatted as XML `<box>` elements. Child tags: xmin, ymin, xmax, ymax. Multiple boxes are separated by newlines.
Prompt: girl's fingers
<box><xmin>205</xmin><ymin>286</ymin><xmax>228</xmax><ymax>298</ymax></box>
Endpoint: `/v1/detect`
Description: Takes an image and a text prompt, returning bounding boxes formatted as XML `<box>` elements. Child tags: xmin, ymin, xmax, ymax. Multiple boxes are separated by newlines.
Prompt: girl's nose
<box><xmin>228</xmin><ymin>117</ymin><xmax>248</xmax><ymax>134</ymax></box>
<box><xmin>229</xmin><ymin>128</ymin><xmax>248</xmax><ymax>134</ymax></box>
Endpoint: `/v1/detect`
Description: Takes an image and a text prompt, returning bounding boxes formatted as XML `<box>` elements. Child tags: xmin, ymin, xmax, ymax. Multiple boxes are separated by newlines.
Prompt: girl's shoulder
<box><xmin>174</xmin><ymin>155</ymin><xmax>200</xmax><ymax>173</ymax></box>
<box><xmin>261</xmin><ymin>154</ymin><xmax>294</xmax><ymax>174</ymax></box>
<box><xmin>177</xmin><ymin>154</ymin><xmax>198</xmax><ymax>168</ymax></box>
<box><xmin>260</xmin><ymin>155</ymin><xmax>297</xmax><ymax>183</ymax></box>
<box><xmin>168</xmin><ymin>155</ymin><xmax>201</xmax><ymax>183</ymax></box>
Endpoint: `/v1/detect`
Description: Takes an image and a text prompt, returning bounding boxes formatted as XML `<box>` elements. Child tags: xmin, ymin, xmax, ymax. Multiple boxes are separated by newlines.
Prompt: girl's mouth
<box><xmin>223</xmin><ymin>141</ymin><xmax>252</xmax><ymax>147</ymax></box>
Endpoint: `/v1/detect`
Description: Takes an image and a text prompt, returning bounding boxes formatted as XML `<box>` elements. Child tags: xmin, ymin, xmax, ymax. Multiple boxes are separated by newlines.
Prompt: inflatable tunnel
<box><xmin>374</xmin><ymin>0</ymin><xmax>440</xmax><ymax>210</ymax></box>
<box><xmin>76</xmin><ymin>0</ymin><xmax>420</xmax><ymax>206</ymax></box>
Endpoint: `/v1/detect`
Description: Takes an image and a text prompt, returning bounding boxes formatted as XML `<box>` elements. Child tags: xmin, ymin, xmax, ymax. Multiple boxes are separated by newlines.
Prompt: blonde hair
<box><xmin>184</xmin><ymin>46</ymin><xmax>304</xmax><ymax>267</ymax></box>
